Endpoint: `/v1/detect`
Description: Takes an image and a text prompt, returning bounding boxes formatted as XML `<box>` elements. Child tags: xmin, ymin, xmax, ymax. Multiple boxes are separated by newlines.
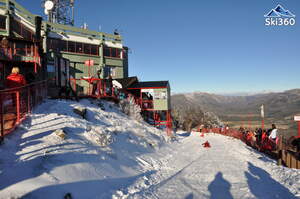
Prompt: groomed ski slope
<box><xmin>0</xmin><ymin>99</ymin><xmax>299</xmax><ymax>199</ymax></box>
<box><xmin>118</xmin><ymin>132</ymin><xmax>300</xmax><ymax>199</ymax></box>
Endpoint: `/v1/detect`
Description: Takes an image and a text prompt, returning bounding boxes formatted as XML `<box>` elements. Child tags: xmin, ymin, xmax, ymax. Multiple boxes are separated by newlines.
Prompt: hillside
<box><xmin>172</xmin><ymin>89</ymin><xmax>300</xmax><ymax>133</ymax></box>
<box><xmin>0</xmin><ymin>99</ymin><xmax>299</xmax><ymax>198</ymax></box>
<box><xmin>0</xmin><ymin>99</ymin><xmax>166</xmax><ymax>199</ymax></box>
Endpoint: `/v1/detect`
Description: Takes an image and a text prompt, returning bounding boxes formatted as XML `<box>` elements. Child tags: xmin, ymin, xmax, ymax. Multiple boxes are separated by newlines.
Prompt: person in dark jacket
<box><xmin>6</xmin><ymin>67</ymin><xmax>27</xmax><ymax>88</ymax></box>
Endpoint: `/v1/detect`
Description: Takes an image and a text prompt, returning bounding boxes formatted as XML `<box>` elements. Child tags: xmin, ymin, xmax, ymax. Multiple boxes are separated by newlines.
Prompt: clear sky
<box><xmin>18</xmin><ymin>0</ymin><xmax>300</xmax><ymax>93</ymax></box>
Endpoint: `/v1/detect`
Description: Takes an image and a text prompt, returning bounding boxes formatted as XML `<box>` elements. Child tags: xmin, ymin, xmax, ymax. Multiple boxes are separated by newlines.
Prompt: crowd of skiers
<box><xmin>239</xmin><ymin>124</ymin><xmax>278</xmax><ymax>151</ymax></box>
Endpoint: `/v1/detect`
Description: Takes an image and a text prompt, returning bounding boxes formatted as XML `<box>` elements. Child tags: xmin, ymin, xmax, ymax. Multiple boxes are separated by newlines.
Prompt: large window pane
<box><xmin>68</xmin><ymin>41</ymin><xmax>75</xmax><ymax>52</ymax></box>
<box><xmin>26</xmin><ymin>44</ymin><xmax>33</xmax><ymax>56</ymax></box>
<box><xmin>0</xmin><ymin>15</ymin><xmax>6</xmax><ymax>29</ymax></box>
<box><xmin>116</xmin><ymin>49</ymin><xmax>121</xmax><ymax>58</ymax></box>
<box><xmin>16</xmin><ymin>42</ymin><xmax>26</xmax><ymax>56</ymax></box>
<box><xmin>91</xmin><ymin>45</ymin><xmax>98</xmax><ymax>55</ymax></box>
<box><xmin>75</xmin><ymin>42</ymin><xmax>83</xmax><ymax>53</ymax></box>
<box><xmin>23</xmin><ymin>28</ymin><xmax>32</xmax><ymax>40</ymax></box>
<box><xmin>83</xmin><ymin>43</ymin><xmax>90</xmax><ymax>54</ymax></box>
<box><xmin>111</xmin><ymin>48</ymin><xmax>117</xmax><ymax>57</ymax></box>
<box><xmin>60</xmin><ymin>40</ymin><xmax>67</xmax><ymax>51</ymax></box>
<box><xmin>103</xmin><ymin>47</ymin><xmax>110</xmax><ymax>57</ymax></box>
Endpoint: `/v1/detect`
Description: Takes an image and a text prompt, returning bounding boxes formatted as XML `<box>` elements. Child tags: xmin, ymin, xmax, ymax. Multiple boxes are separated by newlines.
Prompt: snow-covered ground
<box><xmin>0</xmin><ymin>99</ymin><xmax>299</xmax><ymax>199</ymax></box>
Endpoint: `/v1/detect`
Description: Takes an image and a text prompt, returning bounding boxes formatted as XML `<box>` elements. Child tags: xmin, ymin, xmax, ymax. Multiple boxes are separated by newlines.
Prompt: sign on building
<box><xmin>85</xmin><ymin>59</ymin><xmax>94</xmax><ymax>66</ymax></box>
<box><xmin>294</xmin><ymin>116</ymin><xmax>300</xmax><ymax>121</ymax></box>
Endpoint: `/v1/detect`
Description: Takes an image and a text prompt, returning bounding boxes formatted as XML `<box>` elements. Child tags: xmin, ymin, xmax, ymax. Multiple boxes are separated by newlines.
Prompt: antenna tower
<box><xmin>42</xmin><ymin>0</ymin><xmax>75</xmax><ymax>26</ymax></box>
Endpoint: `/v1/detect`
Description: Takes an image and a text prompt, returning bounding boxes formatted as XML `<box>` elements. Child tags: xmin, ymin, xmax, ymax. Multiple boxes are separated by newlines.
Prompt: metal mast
<box><xmin>42</xmin><ymin>0</ymin><xmax>75</xmax><ymax>26</ymax></box>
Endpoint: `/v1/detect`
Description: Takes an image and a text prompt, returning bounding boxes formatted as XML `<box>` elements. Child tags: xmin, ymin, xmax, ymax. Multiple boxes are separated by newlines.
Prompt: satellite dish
<box><xmin>44</xmin><ymin>0</ymin><xmax>54</xmax><ymax>11</ymax></box>
<box><xmin>44</xmin><ymin>8</ymin><xmax>49</xmax><ymax>15</ymax></box>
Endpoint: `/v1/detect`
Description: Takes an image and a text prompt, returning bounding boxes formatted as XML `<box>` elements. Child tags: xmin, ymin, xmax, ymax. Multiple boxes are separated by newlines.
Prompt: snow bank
<box><xmin>0</xmin><ymin>99</ymin><xmax>299</xmax><ymax>199</ymax></box>
<box><xmin>0</xmin><ymin>99</ymin><xmax>166</xmax><ymax>199</ymax></box>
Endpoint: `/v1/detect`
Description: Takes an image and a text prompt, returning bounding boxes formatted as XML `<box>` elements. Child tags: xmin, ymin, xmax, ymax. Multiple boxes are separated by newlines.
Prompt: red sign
<box><xmin>85</xmin><ymin>59</ymin><xmax>94</xmax><ymax>66</ymax></box>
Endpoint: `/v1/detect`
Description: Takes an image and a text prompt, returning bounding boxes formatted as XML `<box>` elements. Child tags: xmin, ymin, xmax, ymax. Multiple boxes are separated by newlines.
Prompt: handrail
<box><xmin>0</xmin><ymin>80</ymin><xmax>48</xmax><ymax>140</ymax></box>
<box><xmin>0</xmin><ymin>80</ymin><xmax>47</xmax><ymax>93</ymax></box>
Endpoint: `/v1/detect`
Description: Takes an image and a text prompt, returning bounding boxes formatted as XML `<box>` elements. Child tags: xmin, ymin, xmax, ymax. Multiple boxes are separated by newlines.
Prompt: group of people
<box><xmin>239</xmin><ymin>124</ymin><xmax>278</xmax><ymax>151</ymax></box>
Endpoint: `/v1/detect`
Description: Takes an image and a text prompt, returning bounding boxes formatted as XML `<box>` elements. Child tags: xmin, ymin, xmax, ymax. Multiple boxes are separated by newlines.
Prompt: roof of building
<box><xmin>127</xmin><ymin>81</ymin><xmax>169</xmax><ymax>89</ymax></box>
<box><xmin>114</xmin><ymin>76</ymin><xmax>138</xmax><ymax>88</ymax></box>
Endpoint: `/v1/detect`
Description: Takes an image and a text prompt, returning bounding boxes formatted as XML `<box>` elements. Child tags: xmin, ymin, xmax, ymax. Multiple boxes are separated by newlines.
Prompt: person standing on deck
<box><xmin>269</xmin><ymin>124</ymin><xmax>278</xmax><ymax>141</ymax></box>
<box><xmin>6</xmin><ymin>67</ymin><xmax>27</xmax><ymax>88</ymax></box>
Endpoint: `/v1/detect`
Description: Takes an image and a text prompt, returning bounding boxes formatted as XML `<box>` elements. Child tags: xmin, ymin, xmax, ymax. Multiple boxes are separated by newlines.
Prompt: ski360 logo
<box><xmin>264</xmin><ymin>5</ymin><xmax>296</xmax><ymax>26</ymax></box>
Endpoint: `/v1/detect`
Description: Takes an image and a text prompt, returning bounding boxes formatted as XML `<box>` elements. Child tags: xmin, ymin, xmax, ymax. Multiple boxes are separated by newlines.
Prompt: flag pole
<box><xmin>261</xmin><ymin>104</ymin><xmax>264</xmax><ymax>130</ymax></box>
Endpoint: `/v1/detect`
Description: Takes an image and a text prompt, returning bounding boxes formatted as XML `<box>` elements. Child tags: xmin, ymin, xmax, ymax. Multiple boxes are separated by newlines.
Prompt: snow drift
<box><xmin>0</xmin><ymin>99</ymin><xmax>166</xmax><ymax>199</ymax></box>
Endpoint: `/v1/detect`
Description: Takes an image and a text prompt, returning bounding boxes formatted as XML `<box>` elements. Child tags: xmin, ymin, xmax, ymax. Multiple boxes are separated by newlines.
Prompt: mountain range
<box><xmin>171</xmin><ymin>89</ymin><xmax>300</xmax><ymax>132</ymax></box>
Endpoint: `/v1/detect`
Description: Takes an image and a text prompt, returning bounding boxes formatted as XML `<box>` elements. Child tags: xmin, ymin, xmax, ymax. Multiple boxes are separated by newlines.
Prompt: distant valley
<box><xmin>171</xmin><ymin>89</ymin><xmax>300</xmax><ymax>136</ymax></box>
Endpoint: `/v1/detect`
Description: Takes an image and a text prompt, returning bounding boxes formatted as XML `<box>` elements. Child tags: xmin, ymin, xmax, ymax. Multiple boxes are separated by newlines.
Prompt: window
<box><xmin>103</xmin><ymin>47</ymin><xmax>121</xmax><ymax>58</ymax></box>
<box><xmin>47</xmin><ymin>38</ymin><xmax>99</xmax><ymax>55</ymax></box>
<box><xmin>68</xmin><ymin>41</ymin><xmax>75</xmax><ymax>52</ymax></box>
<box><xmin>59</xmin><ymin>40</ymin><xmax>67</xmax><ymax>51</ymax></box>
<box><xmin>15</xmin><ymin>42</ymin><xmax>26</xmax><ymax>56</ymax></box>
<box><xmin>0</xmin><ymin>15</ymin><xmax>6</xmax><ymax>29</ymax></box>
<box><xmin>11</xmin><ymin>19</ymin><xmax>21</xmax><ymax>35</ymax></box>
<box><xmin>91</xmin><ymin>45</ymin><xmax>98</xmax><ymax>55</ymax></box>
<box><xmin>48</xmin><ymin>39</ymin><xmax>59</xmax><ymax>51</ymax></box>
<box><xmin>83</xmin><ymin>43</ymin><xmax>91</xmax><ymax>54</ymax></box>
<box><xmin>26</xmin><ymin>44</ymin><xmax>33</xmax><ymax>56</ymax></box>
<box><xmin>75</xmin><ymin>42</ymin><xmax>83</xmax><ymax>53</ymax></box>
<box><xmin>10</xmin><ymin>18</ymin><xmax>33</xmax><ymax>41</ymax></box>
<box><xmin>111</xmin><ymin>48</ymin><xmax>117</xmax><ymax>57</ymax></box>
<box><xmin>104</xmin><ymin>66</ymin><xmax>116</xmax><ymax>78</ymax></box>
<box><xmin>103</xmin><ymin>47</ymin><xmax>110</xmax><ymax>57</ymax></box>
<box><xmin>23</xmin><ymin>28</ymin><xmax>32</xmax><ymax>40</ymax></box>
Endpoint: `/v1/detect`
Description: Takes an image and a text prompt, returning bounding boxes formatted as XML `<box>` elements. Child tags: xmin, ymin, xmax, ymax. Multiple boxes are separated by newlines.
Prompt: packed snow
<box><xmin>0</xmin><ymin>99</ymin><xmax>299</xmax><ymax>199</ymax></box>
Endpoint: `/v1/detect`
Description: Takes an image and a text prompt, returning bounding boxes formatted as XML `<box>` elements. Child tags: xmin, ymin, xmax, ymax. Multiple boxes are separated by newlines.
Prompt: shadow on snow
<box><xmin>245</xmin><ymin>162</ymin><xmax>297</xmax><ymax>199</ymax></box>
<box><xmin>208</xmin><ymin>172</ymin><xmax>233</xmax><ymax>199</ymax></box>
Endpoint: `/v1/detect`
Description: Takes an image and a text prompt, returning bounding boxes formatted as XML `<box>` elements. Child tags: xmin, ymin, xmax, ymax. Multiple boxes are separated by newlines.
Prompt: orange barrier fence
<box><xmin>198</xmin><ymin>127</ymin><xmax>300</xmax><ymax>169</ymax></box>
<box><xmin>199</xmin><ymin>128</ymin><xmax>277</xmax><ymax>151</ymax></box>
<box><xmin>0</xmin><ymin>80</ymin><xmax>47</xmax><ymax>140</ymax></box>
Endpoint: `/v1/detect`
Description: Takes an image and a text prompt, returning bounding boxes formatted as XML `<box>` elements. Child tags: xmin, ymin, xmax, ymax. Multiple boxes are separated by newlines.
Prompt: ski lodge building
<box><xmin>0</xmin><ymin>0</ymin><xmax>172</xmax><ymax>137</ymax></box>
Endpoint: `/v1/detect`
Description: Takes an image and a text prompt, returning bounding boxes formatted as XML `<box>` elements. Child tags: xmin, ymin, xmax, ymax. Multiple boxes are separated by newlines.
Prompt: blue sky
<box><xmin>19</xmin><ymin>0</ymin><xmax>300</xmax><ymax>93</ymax></box>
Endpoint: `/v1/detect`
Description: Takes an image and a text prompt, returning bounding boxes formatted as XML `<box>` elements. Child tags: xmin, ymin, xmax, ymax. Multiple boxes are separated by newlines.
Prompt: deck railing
<box><xmin>0</xmin><ymin>80</ymin><xmax>47</xmax><ymax>140</ymax></box>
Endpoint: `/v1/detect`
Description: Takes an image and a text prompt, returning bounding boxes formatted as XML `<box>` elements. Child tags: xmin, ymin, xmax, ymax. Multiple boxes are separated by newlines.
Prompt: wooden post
<box><xmin>282</xmin><ymin>150</ymin><xmax>286</xmax><ymax>166</ymax></box>
<box><xmin>298</xmin><ymin>121</ymin><xmax>300</xmax><ymax>138</ymax></box>
<box><xmin>277</xmin><ymin>135</ymin><xmax>283</xmax><ymax>166</ymax></box>
<box><xmin>16</xmin><ymin>91</ymin><xmax>20</xmax><ymax>123</ymax></box>
<box><xmin>287</xmin><ymin>152</ymin><xmax>291</xmax><ymax>168</ymax></box>
<box><xmin>291</xmin><ymin>155</ymin><xmax>297</xmax><ymax>169</ymax></box>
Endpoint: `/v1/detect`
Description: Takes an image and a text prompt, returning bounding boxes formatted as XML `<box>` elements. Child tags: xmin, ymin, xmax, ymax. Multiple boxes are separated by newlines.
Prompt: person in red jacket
<box><xmin>6</xmin><ymin>67</ymin><xmax>27</xmax><ymax>88</ymax></box>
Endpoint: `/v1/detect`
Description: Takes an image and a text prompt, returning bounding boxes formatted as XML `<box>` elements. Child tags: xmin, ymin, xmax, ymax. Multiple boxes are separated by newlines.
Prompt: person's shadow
<box><xmin>245</xmin><ymin>162</ymin><xmax>297</xmax><ymax>199</ymax></box>
<box><xmin>208</xmin><ymin>172</ymin><xmax>233</xmax><ymax>199</ymax></box>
